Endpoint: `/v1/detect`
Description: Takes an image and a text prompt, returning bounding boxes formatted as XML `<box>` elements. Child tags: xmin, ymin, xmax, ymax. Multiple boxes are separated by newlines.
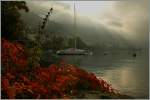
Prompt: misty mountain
<box><xmin>20</xmin><ymin>10</ymin><xmax>133</xmax><ymax>49</ymax></box>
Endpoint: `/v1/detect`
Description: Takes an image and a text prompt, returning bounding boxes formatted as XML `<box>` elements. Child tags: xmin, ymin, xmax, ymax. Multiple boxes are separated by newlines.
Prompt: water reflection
<box><xmin>60</xmin><ymin>51</ymin><xmax>149</xmax><ymax>98</ymax></box>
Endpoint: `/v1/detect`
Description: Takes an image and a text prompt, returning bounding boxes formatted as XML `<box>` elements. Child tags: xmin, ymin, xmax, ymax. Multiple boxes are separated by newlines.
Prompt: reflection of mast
<box><xmin>74</xmin><ymin>3</ymin><xmax>77</xmax><ymax>49</ymax></box>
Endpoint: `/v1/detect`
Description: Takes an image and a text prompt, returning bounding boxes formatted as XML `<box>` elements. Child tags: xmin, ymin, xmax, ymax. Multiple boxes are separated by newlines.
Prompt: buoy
<box><xmin>104</xmin><ymin>52</ymin><xmax>108</xmax><ymax>55</ymax></box>
<box><xmin>133</xmin><ymin>53</ymin><xmax>136</xmax><ymax>57</ymax></box>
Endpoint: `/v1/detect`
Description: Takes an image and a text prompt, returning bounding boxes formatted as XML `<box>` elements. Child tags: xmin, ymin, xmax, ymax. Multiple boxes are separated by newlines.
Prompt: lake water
<box><xmin>60</xmin><ymin>50</ymin><xmax>149</xmax><ymax>99</ymax></box>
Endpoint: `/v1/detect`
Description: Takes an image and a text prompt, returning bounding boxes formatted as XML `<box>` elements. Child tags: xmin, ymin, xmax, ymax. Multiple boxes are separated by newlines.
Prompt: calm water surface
<box><xmin>60</xmin><ymin>51</ymin><xmax>149</xmax><ymax>98</ymax></box>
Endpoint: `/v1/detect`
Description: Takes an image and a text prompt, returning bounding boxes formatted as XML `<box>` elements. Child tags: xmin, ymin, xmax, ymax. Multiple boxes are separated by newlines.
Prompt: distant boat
<box><xmin>56</xmin><ymin>48</ymin><xmax>92</xmax><ymax>55</ymax></box>
<box><xmin>132</xmin><ymin>53</ymin><xmax>136</xmax><ymax>57</ymax></box>
<box><xmin>103</xmin><ymin>52</ymin><xmax>109</xmax><ymax>55</ymax></box>
<box><xmin>56</xmin><ymin>3</ymin><xmax>92</xmax><ymax>55</ymax></box>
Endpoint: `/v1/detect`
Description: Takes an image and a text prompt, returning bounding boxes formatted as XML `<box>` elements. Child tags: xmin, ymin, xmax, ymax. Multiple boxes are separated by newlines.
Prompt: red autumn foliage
<box><xmin>1</xmin><ymin>38</ymin><xmax>119</xmax><ymax>99</ymax></box>
<box><xmin>2</xmin><ymin>64</ymin><xmax>119</xmax><ymax>99</ymax></box>
<box><xmin>2</xmin><ymin>38</ymin><xmax>28</xmax><ymax>71</ymax></box>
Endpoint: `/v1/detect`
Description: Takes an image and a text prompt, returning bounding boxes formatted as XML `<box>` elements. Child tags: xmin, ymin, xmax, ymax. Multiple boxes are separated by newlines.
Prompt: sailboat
<box><xmin>56</xmin><ymin>3</ymin><xmax>92</xmax><ymax>55</ymax></box>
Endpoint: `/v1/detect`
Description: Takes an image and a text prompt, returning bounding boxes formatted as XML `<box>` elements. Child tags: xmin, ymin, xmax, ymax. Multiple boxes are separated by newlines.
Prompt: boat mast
<box><xmin>74</xmin><ymin>3</ymin><xmax>77</xmax><ymax>49</ymax></box>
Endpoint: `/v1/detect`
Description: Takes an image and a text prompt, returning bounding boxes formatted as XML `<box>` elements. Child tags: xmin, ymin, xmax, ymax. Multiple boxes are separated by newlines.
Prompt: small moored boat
<box><xmin>56</xmin><ymin>48</ymin><xmax>92</xmax><ymax>55</ymax></box>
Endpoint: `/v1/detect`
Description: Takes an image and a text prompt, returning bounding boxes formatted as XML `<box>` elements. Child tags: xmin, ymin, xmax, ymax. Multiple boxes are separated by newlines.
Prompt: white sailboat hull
<box><xmin>56</xmin><ymin>48</ymin><xmax>92</xmax><ymax>55</ymax></box>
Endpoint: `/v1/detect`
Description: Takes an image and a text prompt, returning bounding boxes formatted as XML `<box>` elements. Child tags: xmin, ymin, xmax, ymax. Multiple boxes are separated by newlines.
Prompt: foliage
<box><xmin>2</xmin><ymin>64</ymin><xmax>119</xmax><ymax>99</ymax></box>
<box><xmin>1</xmin><ymin>38</ymin><xmax>120</xmax><ymax>99</ymax></box>
<box><xmin>2</xmin><ymin>38</ymin><xmax>28</xmax><ymax>72</ymax></box>
<box><xmin>1</xmin><ymin>1</ymin><xmax>29</xmax><ymax>40</ymax></box>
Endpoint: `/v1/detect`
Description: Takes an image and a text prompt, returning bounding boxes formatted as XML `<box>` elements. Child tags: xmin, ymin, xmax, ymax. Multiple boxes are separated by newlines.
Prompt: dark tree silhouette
<box><xmin>1</xmin><ymin>1</ymin><xmax>29</xmax><ymax>40</ymax></box>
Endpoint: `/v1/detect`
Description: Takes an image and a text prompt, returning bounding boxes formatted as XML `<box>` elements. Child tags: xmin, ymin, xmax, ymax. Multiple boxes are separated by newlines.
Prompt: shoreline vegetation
<box><xmin>1</xmin><ymin>38</ymin><xmax>133</xmax><ymax>99</ymax></box>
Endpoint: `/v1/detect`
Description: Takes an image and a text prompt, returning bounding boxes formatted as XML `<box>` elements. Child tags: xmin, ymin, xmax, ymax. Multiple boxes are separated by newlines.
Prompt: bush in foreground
<box><xmin>1</xmin><ymin>38</ymin><xmax>132</xmax><ymax>99</ymax></box>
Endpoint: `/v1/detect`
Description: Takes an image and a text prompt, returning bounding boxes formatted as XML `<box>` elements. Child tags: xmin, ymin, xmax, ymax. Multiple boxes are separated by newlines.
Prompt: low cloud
<box><xmin>25</xmin><ymin>0</ymin><xmax>149</xmax><ymax>48</ymax></box>
<box><xmin>101</xmin><ymin>0</ymin><xmax>149</xmax><ymax>47</ymax></box>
